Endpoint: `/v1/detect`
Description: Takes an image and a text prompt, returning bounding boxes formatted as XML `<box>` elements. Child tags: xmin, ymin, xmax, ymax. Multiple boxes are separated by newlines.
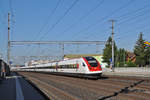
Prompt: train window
<box><xmin>85</xmin><ymin>57</ymin><xmax>98</xmax><ymax>67</ymax></box>
<box><xmin>23</xmin><ymin>64</ymin><xmax>78</xmax><ymax>69</ymax></box>
<box><xmin>74</xmin><ymin>64</ymin><xmax>77</xmax><ymax>68</ymax></box>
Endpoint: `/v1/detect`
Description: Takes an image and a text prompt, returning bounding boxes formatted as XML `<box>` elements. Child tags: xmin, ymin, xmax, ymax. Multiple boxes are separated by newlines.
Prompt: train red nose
<box><xmin>83</xmin><ymin>57</ymin><xmax>102</xmax><ymax>72</ymax></box>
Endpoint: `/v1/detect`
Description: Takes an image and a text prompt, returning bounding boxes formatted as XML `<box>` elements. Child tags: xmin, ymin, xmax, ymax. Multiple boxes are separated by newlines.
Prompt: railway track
<box><xmin>18</xmin><ymin>72</ymin><xmax>150</xmax><ymax>100</ymax></box>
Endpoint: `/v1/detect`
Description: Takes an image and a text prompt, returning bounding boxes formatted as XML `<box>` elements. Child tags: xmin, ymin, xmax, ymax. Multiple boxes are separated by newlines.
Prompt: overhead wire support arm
<box><xmin>10</xmin><ymin>41</ymin><xmax>107</xmax><ymax>45</ymax></box>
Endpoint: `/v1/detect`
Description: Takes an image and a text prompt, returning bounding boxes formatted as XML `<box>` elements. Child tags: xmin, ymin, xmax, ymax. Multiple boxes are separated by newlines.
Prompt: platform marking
<box><xmin>15</xmin><ymin>76</ymin><xmax>24</xmax><ymax>100</ymax></box>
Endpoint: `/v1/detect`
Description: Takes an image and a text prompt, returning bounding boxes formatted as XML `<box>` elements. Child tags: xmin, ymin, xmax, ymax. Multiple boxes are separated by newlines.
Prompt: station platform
<box><xmin>0</xmin><ymin>72</ymin><xmax>46</xmax><ymax>100</ymax></box>
<box><xmin>102</xmin><ymin>67</ymin><xmax>150</xmax><ymax>78</ymax></box>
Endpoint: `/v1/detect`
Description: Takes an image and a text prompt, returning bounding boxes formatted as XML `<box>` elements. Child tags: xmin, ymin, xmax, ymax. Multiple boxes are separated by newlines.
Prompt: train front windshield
<box><xmin>85</xmin><ymin>57</ymin><xmax>98</xmax><ymax>67</ymax></box>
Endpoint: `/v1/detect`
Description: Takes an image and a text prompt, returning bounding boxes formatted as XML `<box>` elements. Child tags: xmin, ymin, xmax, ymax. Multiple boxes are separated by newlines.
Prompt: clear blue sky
<box><xmin>0</xmin><ymin>0</ymin><xmax>150</xmax><ymax>62</ymax></box>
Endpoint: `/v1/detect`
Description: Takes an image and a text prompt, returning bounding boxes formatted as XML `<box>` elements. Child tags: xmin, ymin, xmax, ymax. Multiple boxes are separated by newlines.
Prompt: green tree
<box><xmin>117</xmin><ymin>48</ymin><xmax>127</xmax><ymax>62</ymax></box>
<box><xmin>126</xmin><ymin>61</ymin><xmax>137</xmax><ymax>67</ymax></box>
<box><xmin>134</xmin><ymin>33</ymin><xmax>146</xmax><ymax>67</ymax></box>
<box><xmin>145</xmin><ymin>45</ymin><xmax>150</xmax><ymax>66</ymax></box>
<box><xmin>102</xmin><ymin>36</ymin><xmax>117</xmax><ymax>66</ymax></box>
<box><xmin>116</xmin><ymin>48</ymin><xmax>127</xmax><ymax>67</ymax></box>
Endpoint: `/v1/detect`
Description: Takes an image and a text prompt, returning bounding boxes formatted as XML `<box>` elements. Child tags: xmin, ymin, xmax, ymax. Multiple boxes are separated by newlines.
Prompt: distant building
<box><xmin>126</xmin><ymin>52</ymin><xmax>136</xmax><ymax>62</ymax></box>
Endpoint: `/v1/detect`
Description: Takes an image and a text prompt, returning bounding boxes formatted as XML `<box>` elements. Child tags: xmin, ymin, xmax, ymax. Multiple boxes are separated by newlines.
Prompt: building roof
<box><xmin>127</xmin><ymin>52</ymin><xmax>135</xmax><ymax>58</ymax></box>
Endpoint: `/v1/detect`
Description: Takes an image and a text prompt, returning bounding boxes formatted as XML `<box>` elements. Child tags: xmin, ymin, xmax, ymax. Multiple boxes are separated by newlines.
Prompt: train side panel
<box><xmin>16</xmin><ymin>57</ymin><xmax>102</xmax><ymax>78</ymax></box>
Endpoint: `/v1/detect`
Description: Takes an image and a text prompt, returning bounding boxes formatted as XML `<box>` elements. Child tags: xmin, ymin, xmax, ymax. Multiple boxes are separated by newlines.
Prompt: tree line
<box><xmin>102</xmin><ymin>33</ymin><xmax>150</xmax><ymax>67</ymax></box>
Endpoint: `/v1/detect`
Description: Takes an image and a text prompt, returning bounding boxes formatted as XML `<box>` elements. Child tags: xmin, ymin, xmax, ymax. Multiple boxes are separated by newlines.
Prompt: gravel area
<box><xmin>18</xmin><ymin>72</ymin><xmax>150</xmax><ymax>100</ymax></box>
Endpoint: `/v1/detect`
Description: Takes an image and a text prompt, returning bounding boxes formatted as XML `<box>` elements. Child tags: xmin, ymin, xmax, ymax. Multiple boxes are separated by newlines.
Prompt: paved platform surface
<box><xmin>0</xmin><ymin>72</ymin><xmax>46</xmax><ymax>100</ymax></box>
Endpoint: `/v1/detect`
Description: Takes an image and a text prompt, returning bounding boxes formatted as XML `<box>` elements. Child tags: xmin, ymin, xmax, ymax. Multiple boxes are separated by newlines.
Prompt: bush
<box><xmin>116</xmin><ymin>62</ymin><xmax>128</xmax><ymax>67</ymax></box>
<box><xmin>115</xmin><ymin>61</ymin><xmax>137</xmax><ymax>67</ymax></box>
<box><xmin>116</xmin><ymin>62</ymin><xmax>124</xmax><ymax>67</ymax></box>
<box><xmin>126</xmin><ymin>61</ymin><xmax>137</xmax><ymax>67</ymax></box>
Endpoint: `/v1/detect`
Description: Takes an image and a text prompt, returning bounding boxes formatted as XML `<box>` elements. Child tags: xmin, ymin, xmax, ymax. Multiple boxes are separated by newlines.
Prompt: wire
<box><xmin>118</xmin><ymin>9</ymin><xmax>150</xmax><ymax>25</ymax></box>
<box><xmin>116</xmin><ymin>4</ymin><xmax>150</xmax><ymax>20</ymax></box>
<box><xmin>55</xmin><ymin>0</ymin><xmax>105</xmax><ymax>38</ymax></box>
<box><xmin>33</xmin><ymin>0</ymin><xmax>62</xmax><ymax>41</ymax></box>
<box><xmin>39</xmin><ymin>0</ymin><xmax>79</xmax><ymax>40</ymax></box>
<box><xmin>116</xmin><ymin>15</ymin><xmax>150</xmax><ymax>40</ymax></box>
<box><xmin>110</xmin><ymin>3</ymin><xmax>150</xmax><ymax>41</ymax></box>
<box><xmin>99</xmin><ymin>10</ymin><xmax>150</xmax><ymax>43</ymax></box>
<box><xmin>73</xmin><ymin>0</ymin><xmax>144</xmax><ymax>41</ymax></box>
<box><xmin>71</xmin><ymin>0</ymin><xmax>136</xmax><ymax>40</ymax></box>
<box><xmin>25</xmin><ymin>0</ymin><xmax>63</xmax><ymax>56</ymax></box>
<box><xmin>0</xmin><ymin>1</ymin><xmax>6</xmax><ymax>25</ymax></box>
<box><xmin>114</xmin><ymin>7</ymin><xmax>150</xmax><ymax>39</ymax></box>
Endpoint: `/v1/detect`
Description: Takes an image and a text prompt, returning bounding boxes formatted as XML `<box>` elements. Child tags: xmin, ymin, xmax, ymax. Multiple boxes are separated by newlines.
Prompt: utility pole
<box><xmin>110</xmin><ymin>20</ymin><xmax>115</xmax><ymax>71</ymax></box>
<box><xmin>7</xmin><ymin>13</ymin><xmax>10</xmax><ymax>67</ymax></box>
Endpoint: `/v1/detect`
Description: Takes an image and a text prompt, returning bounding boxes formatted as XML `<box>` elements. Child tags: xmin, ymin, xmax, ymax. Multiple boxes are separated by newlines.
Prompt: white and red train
<box><xmin>17</xmin><ymin>56</ymin><xmax>102</xmax><ymax>78</ymax></box>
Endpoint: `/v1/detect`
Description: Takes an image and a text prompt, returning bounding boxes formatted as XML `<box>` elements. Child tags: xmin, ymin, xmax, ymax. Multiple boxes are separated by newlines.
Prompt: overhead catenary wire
<box><xmin>90</xmin><ymin>8</ymin><xmax>150</xmax><ymax>42</ymax></box>
<box><xmin>79</xmin><ymin>1</ymin><xmax>149</xmax><ymax>41</ymax></box>
<box><xmin>71</xmin><ymin>0</ymin><xmax>136</xmax><ymax>40</ymax></box>
<box><xmin>39</xmin><ymin>0</ymin><xmax>79</xmax><ymax>40</ymax></box>
<box><xmin>0</xmin><ymin>1</ymin><xmax>5</xmax><ymax>18</ymax></box>
<box><xmin>55</xmin><ymin>0</ymin><xmax>105</xmax><ymax>39</ymax></box>
<box><xmin>113</xmin><ymin>6</ymin><xmax>150</xmax><ymax>40</ymax></box>
<box><xmin>91</xmin><ymin>3</ymin><xmax>150</xmax><ymax>41</ymax></box>
<box><xmin>25</xmin><ymin>0</ymin><xmax>63</xmax><ymax>56</ymax></box>
<box><xmin>117</xmin><ymin>9</ymin><xmax>150</xmax><ymax>25</ymax></box>
<box><xmin>0</xmin><ymin>4</ymin><xmax>6</xmax><ymax>53</ymax></box>
<box><xmin>115</xmin><ymin>14</ymin><xmax>150</xmax><ymax>40</ymax></box>
<box><xmin>26</xmin><ymin>0</ymin><xmax>79</xmax><ymax>56</ymax></box>
<box><xmin>0</xmin><ymin>10</ymin><xmax>5</xmax><ymax>25</ymax></box>
<box><xmin>0</xmin><ymin>1</ymin><xmax>7</xmax><ymax>26</ymax></box>
<box><xmin>74</xmin><ymin>0</ymin><xmax>150</xmax><ymax>40</ymax></box>
<box><xmin>115</xmin><ymin>4</ymin><xmax>150</xmax><ymax>20</ymax></box>
<box><xmin>33</xmin><ymin>0</ymin><xmax>62</xmax><ymax>41</ymax></box>
<box><xmin>13</xmin><ymin>0</ymin><xmax>150</xmax><ymax>62</ymax></box>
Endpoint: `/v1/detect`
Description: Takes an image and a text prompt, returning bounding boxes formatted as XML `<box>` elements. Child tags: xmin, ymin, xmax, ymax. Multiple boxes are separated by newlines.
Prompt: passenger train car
<box><xmin>17</xmin><ymin>56</ymin><xmax>102</xmax><ymax>78</ymax></box>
